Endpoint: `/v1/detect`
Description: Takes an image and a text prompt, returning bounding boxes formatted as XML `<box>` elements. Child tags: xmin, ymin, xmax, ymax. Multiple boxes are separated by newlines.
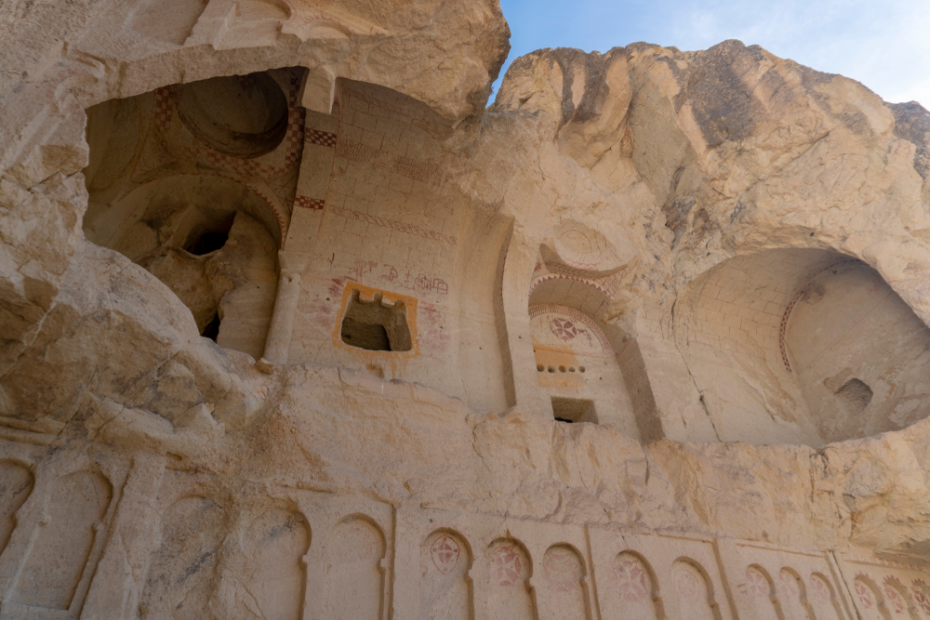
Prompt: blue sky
<box><xmin>494</xmin><ymin>0</ymin><xmax>930</xmax><ymax>107</ymax></box>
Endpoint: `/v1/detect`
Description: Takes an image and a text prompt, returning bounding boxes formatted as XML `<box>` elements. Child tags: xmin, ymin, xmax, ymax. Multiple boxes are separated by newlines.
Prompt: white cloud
<box><xmin>662</xmin><ymin>0</ymin><xmax>929</xmax><ymax>106</ymax></box>
<box><xmin>496</xmin><ymin>0</ymin><xmax>930</xmax><ymax>108</ymax></box>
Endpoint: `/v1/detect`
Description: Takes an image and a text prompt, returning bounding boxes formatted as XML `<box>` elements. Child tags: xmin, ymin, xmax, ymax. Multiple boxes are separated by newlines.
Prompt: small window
<box><xmin>185</xmin><ymin>216</ymin><xmax>234</xmax><ymax>256</ymax></box>
<box><xmin>835</xmin><ymin>378</ymin><xmax>872</xmax><ymax>415</ymax></box>
<box><xmin>552</xmin><ymin>397</ymin><xmax>597</xmax><ymax>424</ymax></box>
<box><xmin>340</xmin><ymin>289</ymin><xmax>412</xmax><ymax>352</ymax></box>
<box><xmin>201</xmin><ymin>313</ymin><xmax>221</xmax><ymax>341</ymax></box>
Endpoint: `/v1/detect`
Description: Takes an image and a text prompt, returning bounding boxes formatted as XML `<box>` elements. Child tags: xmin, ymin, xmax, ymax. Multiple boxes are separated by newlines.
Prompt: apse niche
<box><xmin>527</xmin><ymin>220</ymin><xmax>659</xmax><ymax>441</ymax></box>
<box><xmin>82</xmin><ymin>69</ymin><xmax>303</xmax><ymax>359</ymax></box>
<box><xmin>674</xmin><ymin>248</ymin><xmax>930</xmax><ymax>445</ymax></box>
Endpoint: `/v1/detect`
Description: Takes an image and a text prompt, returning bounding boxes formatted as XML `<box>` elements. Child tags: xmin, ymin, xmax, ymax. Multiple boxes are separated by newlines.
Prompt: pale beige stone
<box><xmin>3</xmin><ymin>0</ymin><xmax>930</xmax><ymax>618</ymax></box>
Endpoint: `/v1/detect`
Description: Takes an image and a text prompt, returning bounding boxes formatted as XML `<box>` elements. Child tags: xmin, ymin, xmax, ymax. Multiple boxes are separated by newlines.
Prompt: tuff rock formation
<box><xmin>2</xmin><ymin>0</ymin><xmax>930</xmax><ymax>619</ymax></box>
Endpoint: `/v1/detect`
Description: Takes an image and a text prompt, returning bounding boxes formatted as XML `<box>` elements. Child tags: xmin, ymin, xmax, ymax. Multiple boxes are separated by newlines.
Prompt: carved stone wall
<box><xmin>3</xmin><ymin>0</ymin><xmax>930</xmax><ymax>618</ymax></box>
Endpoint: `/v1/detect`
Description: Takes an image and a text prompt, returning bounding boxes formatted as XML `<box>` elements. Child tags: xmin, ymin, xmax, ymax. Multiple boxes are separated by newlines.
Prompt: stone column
<box><xmin>712</xmin><ymin>535</ymin><xmax>758</xmax><ymax>620</ymax></box>
<box><xmin>262</xmin><ymin>251</ymin><xmax>308</xmax><ymax>365</ymax></box>
<box><xmin>498</xmin><ymin>228</ymin><xmax>553</xmax><ymax>418</ymax></box>
<box><xmin>261</xmin><ymin>99</ymin><xmax>340</xmax><ymax>366</ymax></box>
<box><xmin>81</xmin><ymin>453</ymin><xmax>166</xmax><ymax>620</ymax></box>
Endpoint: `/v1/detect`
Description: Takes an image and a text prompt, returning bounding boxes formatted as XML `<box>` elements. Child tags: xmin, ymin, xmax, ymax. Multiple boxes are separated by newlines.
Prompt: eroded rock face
<box><xmin>3</xmin><ymin>1</ymin><xmax>930</xmax><ymax>618</ymax></box>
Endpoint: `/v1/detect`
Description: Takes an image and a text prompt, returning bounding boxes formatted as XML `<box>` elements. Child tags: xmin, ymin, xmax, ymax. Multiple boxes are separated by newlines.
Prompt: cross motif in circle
<box><xmin>430</xmin><ymin>535</ymin><xmax>461</xmax><ymax>575</ymax></box>
<box><xmin>550</xmin><ymin>317</ymin><xmax>579</xmax><ymax>341</ymax></box>
<box><xmin>490</xmin><ymin>544</ymin><xmax>524</xmax><ymax>587</ymax></box>
<box><xmin>616</xmin><ymin>558</ymin><xmax>649</xmax><ymax>603</ymax></box>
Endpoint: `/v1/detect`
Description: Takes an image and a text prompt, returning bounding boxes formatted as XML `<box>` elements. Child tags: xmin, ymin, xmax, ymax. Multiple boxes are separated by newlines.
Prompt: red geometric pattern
<box><xmin>884</xmin><ymin>576</ymin><xmax>907</xmax><ymax>614</ymax></box>
<box><xmin>550</xmin><ymin>317</ymin><xmax>580</xmax><ymax>341</ymax></box>
<box><xmin>306</xmin><ymin>129</ymin><xmax>337</xmax><ymax>148</ymax></box>
<box><xmin>778</xmin><ymin>258</ymin><xmax>861</xmax><ymax>372</ymax></box>
<box><xmin>149</xmin><ymin>74</ymin><xmax>306</xmax><ymax>239</ymax></box>
<box><xmin>615</xmin><ymin>556</ymin><xmax>649</xmax><ymax>603</ymax></box>
<box><xmin>295</xmin><ymin>196</ymin><xmax>325</xmax><ymax>210</ymax></box>
<box><xmin>810</xmin><ymin>575</ymin><xmax>831</xmax><ymax>603</ymax></box>
<box><xmin>779</xmin><ymin>570</ymin><xmax>799</xmax><ymax>598</ymax></box>
<box><xmin>488</xmin><ymin>543</ymin><xmax>524</xmax><ymax>587</ymax></box>
<box><xmin>143</xmin><ymin>78</ymin><xmax>306</xmax><ymax>242</ymax></box>
<box><xmin>912</xmin><ymin>580</ymin><xmax>930</xmax><ymax>615</ymax></box>
<box><xmin>745</xmin><ymin>567</ymin><xmax>769</xmax><ymax>597</ymax></box>
<box><xmin>529</xmin><ymin>274</ymin><xmax>612</xmax><ymax>302</ymax></box>
<box><xmin>153</xmin><ymin>89</ymin><xmax>172</xmax><ymax>132</ymax></box>
<box><xmin>243</xmin><ymin>183</ymin><xmax>285</xmax><ymax>234</ymax></box>
<box><xmin>152</xmin><ymin>81</ymin><xmax>305</xmax><ymax>179</ymax></box>
<box><xmin>855</xmin><ymin>578</ymin><xmax>875</xmax><ymax>609</ymax></box>
<box><xmin>527</xmin><ymin>305</ymin><xmax>613</xmax><ymax>354</ymax></box>
<box><xmin>329</xmin><ymin>204</ymin><xmax>456</xmax><ymax>246</ymax></box>
<box><xmin>429</xmin><ymin>534</ymin><xmax>461</xmax><ymax>575</ymax></box>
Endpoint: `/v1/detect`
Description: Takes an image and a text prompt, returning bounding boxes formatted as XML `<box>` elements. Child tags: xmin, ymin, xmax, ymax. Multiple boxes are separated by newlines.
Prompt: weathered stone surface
<box><xmin>3</xmin><ymin>1</ymin><xmax>930</xmax><ymax>618</ymax></box>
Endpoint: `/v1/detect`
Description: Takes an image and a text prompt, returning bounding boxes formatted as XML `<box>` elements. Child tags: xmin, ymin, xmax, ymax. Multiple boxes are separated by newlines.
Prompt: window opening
<box><xmin>835</xmin><ymin>378</ymin><xmax>873</xmax><ymax>415</ymax></box>
<box><xmin>340</xmin><ymin>290</ymin><xmax>412</xmax><ymax>352</ymax></box>
<box><xmin>187</xmin><ymin>231</ymin><xmax>229</xmax><ymax>256</ymax></box>
<box><xmin>185</xmin><ymin>217</ymin><xmax>234</xmax><ymax>256</ymax></box>
<box><xmin>551</xmin><ymin>397</ymin><xmax>597</xmax><ymax>424</ymax></box>
<box><xmin>201</xmin><ymin>313</ymin><xmax>221</xmax><ymax>341</ymax></box>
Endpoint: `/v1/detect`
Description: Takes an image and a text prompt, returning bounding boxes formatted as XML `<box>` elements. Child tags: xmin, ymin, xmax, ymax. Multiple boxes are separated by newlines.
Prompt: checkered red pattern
<box><xmin>248</xmin><ymin>184</ymin><xmax>285</xmax><ymax>235</ymax></box>
<box><xmin>153</xmin><ymin>87</ymin><xmax>173</xmax><ymax>132</ymax></box>
<box><xmin>145</xmin><ymin>75</ymin><xmax>311</xmax><ymax>241</ymax></box>
<box><xmin>306</xmin><ymin>129</ymin><xmax>337</xmax><ymax>148</ymax></box>
<box><xmin>295</xmin><ymin>196</ymin><xmax>325</xmax><ymax>210</ymax></box>
<box><xmin>153</xmin><ymin>76</ymin><xmax>305</xmax><ymax>180</ymax></box>
<box><xmin>777</xmin><ymin>258</ymin><xmax>861</xmax><ymax>372</ymax></box>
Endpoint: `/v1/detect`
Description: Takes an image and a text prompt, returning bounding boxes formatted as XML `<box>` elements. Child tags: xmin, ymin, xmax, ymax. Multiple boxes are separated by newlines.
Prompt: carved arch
<box><xmin>672</xmin><ymin>557</ymin><xmax>724</xmax><ymax>620</ymax></box>
<box><xmin>0</xmin><ymin>459</ymin><xmax>34</xmax><ymax>557</ymax></box>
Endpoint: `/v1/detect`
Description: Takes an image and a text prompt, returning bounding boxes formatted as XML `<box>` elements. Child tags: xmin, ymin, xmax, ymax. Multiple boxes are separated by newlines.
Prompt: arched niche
<box><xmin>671</xmin><ymin>559</ymin><xmax>720</xmax><ymax>620</ymax></box>
<box><xmin>786</xmin><ymin>259</ymin><xmax>930</xmax><ymax>442</ymax></box>
<box><xmin>604</xmin><ymin>550</ymin><xmax>661</xmax><ymax>620</ymax></box>
<box><xmin>910</xmin><ymin>579</ymin><xmax>930</xmax><ymax>617</ymax></box>
<box><xmin>528</xmin><ymin>274</ymin><xmax>659</xmax><ymax>440</ymax></box>
<box><xmin>12</xmin><ymin>470</ymin><xmax>112</xmax><ymax>610</ymax></box>
<box><xmin>853</xmin><ymin>575</ymin><xmax>892</xmax><ymax>620</ymax></box>
<box><xmin>82</xmin><ymin>175</ymin><xmax>281</xmax><ymax>358</ymax></box>
<box><xmin>744</xmin><ymin>565</ymin><xmax>781</xmax><ymax>620</ymax></box>
<box><xmin>485</xmin><ymin>538</ymin><xmax>534</xmax><ymax>620</ymax></box>
<box><xmin>84</xmin><ymin>174</ymin><xmax>282</xmax><ymax>259</ymax></box>
<box><xmin>322</xmin><ymin>515</ymin><xmax>386</xmax><ymax>620</ymax></box>
<box><xmin>236</xmin><ymin>507</ymin><xmax>311</xmax><ymax>620</ymax></box>
<box><xmin>0</xmin><ymin>460</ymin><xmax>34</xmax><ymax>557</ymax></box>
<box><xmin>420</xmin><ymin>529</ymin><xmax>473</xmax><ymax>620</ymax></box>
<box><xmin>538</xmin><ymin>544</ymin><xmax>587</xmax><ymax>620</ymax></box>
<box><xmin>882</xmin><ymin>576</ymin><xmax>920</xmax><ymax>619</ymax></box>
<box><xmin>82</xmin><ymin>69</ymin><xmax>301</xmax><ymax>358</ymax></box>
<box><xmin>674</xmin><ymin>248</ymin><xmax>930</xmax><ymax>445</ymax></box>
<box><xmin>809</xmin><ymin>573</ymin><xmax>845</xmax><ymax>620</ymax></box>
<box><xmin>778</xmin><ymin>567</ymin><xmax>815</xmax><ymax>620</ymax></box>
<box><xmin>140</xmin><ymin>496</ymin><xmax>228</xmax><ymax>619</ymax></box>
<box><xmin>83</xmin><ymin>69</ymin><xmax>295</xmax><ymax>251</ymax></box>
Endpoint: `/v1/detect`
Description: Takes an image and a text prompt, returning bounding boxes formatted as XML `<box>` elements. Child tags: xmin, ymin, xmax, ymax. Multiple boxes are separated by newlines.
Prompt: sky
<box><xmin>494</xmin><ymin>0</ymin><xmax>930</xmax><ymax>108</ymax></box>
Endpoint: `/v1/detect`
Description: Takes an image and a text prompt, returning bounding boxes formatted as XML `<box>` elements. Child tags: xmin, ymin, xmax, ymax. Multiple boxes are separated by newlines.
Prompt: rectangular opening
<box><xmin>551</xmin><ymin>397</ymin><xmax>597</xmax><ymax>424</ymax></box>
<box><xmin>340</xmin><ymin>289</ymin><xmax>412</xmax><ymax>352</ymax></box>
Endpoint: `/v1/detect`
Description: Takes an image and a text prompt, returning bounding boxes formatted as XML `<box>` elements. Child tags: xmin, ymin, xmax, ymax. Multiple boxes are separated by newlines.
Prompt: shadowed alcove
<box><xmin>675</xmin><ymin>248</ymin><xmax>930</xmax><ymax>445</ymax></box>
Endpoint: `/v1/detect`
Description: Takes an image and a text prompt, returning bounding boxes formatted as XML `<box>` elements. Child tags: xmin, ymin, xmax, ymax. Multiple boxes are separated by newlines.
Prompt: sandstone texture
<box><xmin>2</xmin><ymin>0</ymin><xmax>930</xmax><ymax>619</ymax></box>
